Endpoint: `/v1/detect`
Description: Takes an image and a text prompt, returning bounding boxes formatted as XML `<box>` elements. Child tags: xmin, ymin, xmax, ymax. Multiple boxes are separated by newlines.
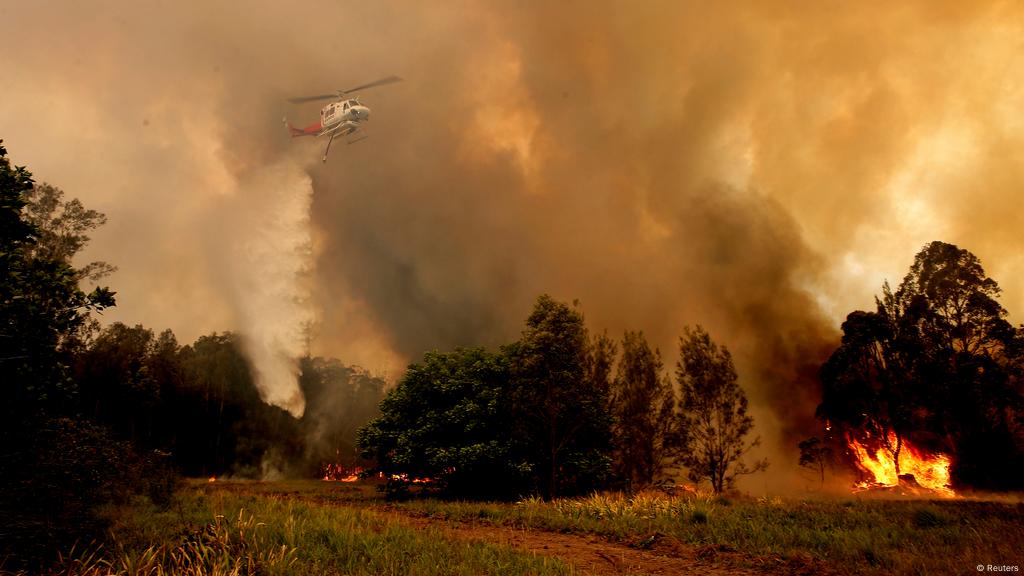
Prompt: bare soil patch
<box><xmin>372</xmin><ymin>508</ymin><xmax>814</xmax><ymax>575</ymax></box>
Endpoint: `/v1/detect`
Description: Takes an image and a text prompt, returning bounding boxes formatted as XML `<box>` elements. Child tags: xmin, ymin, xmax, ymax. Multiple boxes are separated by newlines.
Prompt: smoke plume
<box><xmin>226</xmin><ymin>160</ymin><xmax>314</xmax><ymax>417</ymax></box>
<box><xmin>3</xmin><ymin>0</ymin><xmax>1024</xmax><ymax>488</ymax></box>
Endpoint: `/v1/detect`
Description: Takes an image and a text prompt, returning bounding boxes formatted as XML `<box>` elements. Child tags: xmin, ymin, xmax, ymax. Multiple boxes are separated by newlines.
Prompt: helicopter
<box><xmin>284</xmin><ymin>75</ymin><xmax>402</xmax><ymax>162</ymax></box>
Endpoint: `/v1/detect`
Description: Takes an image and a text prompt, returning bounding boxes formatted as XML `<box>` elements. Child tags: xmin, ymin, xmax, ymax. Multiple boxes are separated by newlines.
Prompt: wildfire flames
<box><xmin>390</xmin><ymin>473</ymin><xmax>434</xmax><ymax>484</ymax></box>
<box><xmin>321</xmin><ymin>463</ymin><xmax>361</xmax><ymax>482</ymax></box>
<box><xmin>319</xmin><ymin>464</ymin><xmax>432</xmax><ymax>484</ymax></box>
<box><xmin>847</xmin><ymin>431</ymin><xmax>955</xmax><ymax>497</ymax></box>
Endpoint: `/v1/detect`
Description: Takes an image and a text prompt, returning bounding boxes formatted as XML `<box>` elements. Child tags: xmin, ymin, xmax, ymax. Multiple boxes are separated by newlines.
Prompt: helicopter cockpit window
<box><xmin>343</xmin><ymin>102</ymin><xmax>350</xmax><ymax>110</ymax></box>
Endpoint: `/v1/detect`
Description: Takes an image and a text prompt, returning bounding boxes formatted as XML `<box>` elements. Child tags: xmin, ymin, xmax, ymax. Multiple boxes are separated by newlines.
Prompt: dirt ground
<box><xmin>372</xmin><ymin>507</ymin><xmax>823</xmax><ymax>576</ymax></box>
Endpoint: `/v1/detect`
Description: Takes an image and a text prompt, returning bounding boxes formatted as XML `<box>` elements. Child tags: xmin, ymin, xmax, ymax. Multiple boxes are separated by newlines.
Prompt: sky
<box><xmin>3</xmin><ymin>0</ymin><xmax>1023</xmax><ymax>490</ymax></box>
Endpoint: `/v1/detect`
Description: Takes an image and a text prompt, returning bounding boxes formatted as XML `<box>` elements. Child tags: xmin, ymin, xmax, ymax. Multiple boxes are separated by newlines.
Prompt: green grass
<box><xmin>392</xmin><ymin>490</ymin><xmax>1024</xmax><ymax>575</ymax></box>
<box><xmin>24</xmin><ymin>482</ymin><xmax>572</xmax><ymax>576</ymax></box>
<box><xmin>18</xmin><ymin>481</ymin><xmax>1024</xmax><ymax>575</ymax></box>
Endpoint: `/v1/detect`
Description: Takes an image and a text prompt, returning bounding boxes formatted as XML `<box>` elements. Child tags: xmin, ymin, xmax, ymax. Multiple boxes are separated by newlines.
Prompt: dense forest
<box><xmin>358</xmin><ymin>302</ymin><xmax>765</xmax><ymax>499</ymax></box>
<box><xmin>359</xmin><ymin>242</ymin><xmax>1024</xmax><ymax>499</ymax></box>
<box><xmin>0</xmin><ymin>143</ymin><xmax>386</xmax><ymax>567</ymax></box>
<box><xmin>75</xmin><ymin>325</ymin><xmax>386</xmax><ymax>479</ymax></box>
<box><xmin>2</xmin><ymin>139</ymin><xmax>769</xmax><ymax>569</ymax></box>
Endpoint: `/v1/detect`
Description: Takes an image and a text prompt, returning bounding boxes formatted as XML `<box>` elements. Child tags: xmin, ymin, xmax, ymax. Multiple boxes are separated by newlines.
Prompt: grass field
<box><xmin>18</xmin><ymin>480</ymin><xmax>1024</xmax><ymax>575</ymax></box>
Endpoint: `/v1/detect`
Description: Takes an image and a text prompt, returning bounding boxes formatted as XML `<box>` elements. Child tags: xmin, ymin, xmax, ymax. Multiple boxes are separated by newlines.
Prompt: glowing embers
<box><xmin>389</xmin><ymin>473</ymin><xmax>433</xmax><ymax>484</ymax></box>
<box><xmin>320</xmin><ymin>463</ymin><xmax>436</xmax><ymax>484</ymax></box>
<box><xmin>847</xmin><ymin>430</ymin><xmax>954</xmax><ymax>497</ymax></box>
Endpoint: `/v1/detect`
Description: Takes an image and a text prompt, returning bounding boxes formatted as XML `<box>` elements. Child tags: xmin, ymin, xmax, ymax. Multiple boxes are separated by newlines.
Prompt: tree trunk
<box><xmin>893</xmin><ymin>433</ymin><xmax>903</xmax><ymax>477</ymax></box>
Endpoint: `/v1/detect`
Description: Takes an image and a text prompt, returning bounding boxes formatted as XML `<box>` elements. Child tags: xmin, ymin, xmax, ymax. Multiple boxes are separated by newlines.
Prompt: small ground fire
<box><xmin>847</xmin><ymin>431</ymin><xmax>954</xmax><ymax>497</ymax></box>
<box><xmin>321</xmin><ymin>463</ymin><xmax>361</xmax><ymax>482</ymax></box>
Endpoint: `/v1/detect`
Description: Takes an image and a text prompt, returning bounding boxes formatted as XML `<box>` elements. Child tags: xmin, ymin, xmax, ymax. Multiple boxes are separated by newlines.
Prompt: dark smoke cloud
<box><xmin>3</xmin><ymin>0</ymin><xmax>1023</xmax><ymax>489</ymax></box>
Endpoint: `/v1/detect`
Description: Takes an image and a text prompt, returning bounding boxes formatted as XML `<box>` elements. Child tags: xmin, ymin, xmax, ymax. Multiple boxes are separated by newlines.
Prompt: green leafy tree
<box><xmin>0</xmin><ymin>141</ymin><xmax>35</xmax><ymax>251</ymax></box>
<box><xmin>0</xmin><ymin>144</ymin><xmax>114</xmax><ymax>417</ymax></box>
<box><xmin>611</xmin><ymin>330</ymin><xmax>675</xmax><ymax>491</ymax></box>
<box><xmin>675</xmin><ymin>326</ymin><xmax>767</xmax><ymax>493</ymax></box>
<box><xmin>358</xmin><ymin>347</ymin><xmax>524</xmax><ymax>498</ymax></box>
<box><xmin>0</xmin><ymin>140</ymin><xmax>121</xmax><ymax>566</ymax></box>
<box><xmin>507</xmin><ymin>295</ymin><xmax>613</xmax><ymax>498</ymax></box>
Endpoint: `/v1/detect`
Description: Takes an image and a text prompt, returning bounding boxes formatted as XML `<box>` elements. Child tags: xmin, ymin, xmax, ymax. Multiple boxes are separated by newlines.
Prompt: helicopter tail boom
<box><xmin>283</xmin><ymin>117</ymin><xmax>321</xmax><ymax>138</ymax></box>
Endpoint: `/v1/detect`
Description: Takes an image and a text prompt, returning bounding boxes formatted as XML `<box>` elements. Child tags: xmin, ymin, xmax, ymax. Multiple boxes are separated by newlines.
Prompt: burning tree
<box><xmin>674</xmin><ymin>326</ymin><xmax>767</xmax><ymax>493</ymax></box>
<box><xmin>818</xmin><ymin>241</ymin><xmax>1024</xmax><ymax>492</ymax></box>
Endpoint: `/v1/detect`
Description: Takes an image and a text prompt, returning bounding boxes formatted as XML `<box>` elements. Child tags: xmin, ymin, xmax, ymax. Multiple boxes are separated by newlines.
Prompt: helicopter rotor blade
<box><xmin>340</xmin><ymin>75</ymin><xmax>403</xmax><ymax>94</ymax></box>
<box><xmin>286</xmin><ymin>93</ymin><xmax>339</xmax><ymax>104</ymax></box>
<box><xmin>288</xmin><ymin>76</ymin><xmax>401</xmax><ymax>103</ymax></box>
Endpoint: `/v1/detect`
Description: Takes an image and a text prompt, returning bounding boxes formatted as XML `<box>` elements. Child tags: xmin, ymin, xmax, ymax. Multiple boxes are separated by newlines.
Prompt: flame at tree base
<box><xmin>847</xmin><ymin>431</ymin><xmax>955</xmax><ymax>497</ymax></box>
<box><xmin>321</xmin><ymin>463</ymin><xmax>362</xmax><ymax>482</ymax></box>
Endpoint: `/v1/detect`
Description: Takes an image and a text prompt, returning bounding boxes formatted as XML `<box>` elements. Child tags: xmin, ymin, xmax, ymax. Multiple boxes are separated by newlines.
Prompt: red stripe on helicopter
<box><xmin>288</xmin><ymin>121</ymin><xmax>322</xmax><ymax>138</ymax></box>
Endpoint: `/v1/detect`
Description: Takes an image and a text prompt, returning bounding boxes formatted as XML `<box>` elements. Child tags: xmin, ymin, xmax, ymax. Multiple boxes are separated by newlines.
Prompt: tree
<box><xmin>0</xmin><ymin>141</ymin><xmax>115</xmax><ymax>417</ymax></box>
<box><xmin>818</xmin><ymin>241</ymin><xmax>1024</xmax><ymax>489</ymax></box>
<box><xmin>675</xmin><ymin>326</ymin><xmax>767</xmax><ymax>493</ymax></box>
<box><xmin>611</xmin><ymin>330</ymin><xmax>675</xmax><ymax>491</ymax></box>
<box><xmin>798</xmin><ymin>436</ymin><xmax>833</xmax><ymax>489</ymax></box>
<box><xmin>586</xmin><ymin>329</ymin><xmax>617</xmax><ymax>422</ymax></box>
<box><xmin>507</xmin><ymin>295</ymin><xmax>613</xmax><ymax>498</ymax></box>
<box><xmin>816</xmin><ymin>309</ymin><xmax>913</xmax><ymax>474</ymax></box>
<box><xmin>358</xmin><ymin>347</ymin><xmax>524</xmax><ymax>498</ymax></box>
<box><xmin>0</xmin><ymin>140</ymin><xmax>35</xmax><ymax>251</ymax></box>
<box><xmin>77</xmin><ymin>323</ymin><xmax>161</xmax><ymax>445</ymax></box>
<box><xmin>0</xmin><ymin>141</ymin><xmax>122</xmax><ymax>567</ymax></box>
<box><xmin>22</xmin><ymin>183</ymin><xmax>116</xmax><ymax>282</ymax></box>
<box><xmin>891</xmin><ymin>241</ymin><xmax>1012</xmax><ymax>358</ymax></box>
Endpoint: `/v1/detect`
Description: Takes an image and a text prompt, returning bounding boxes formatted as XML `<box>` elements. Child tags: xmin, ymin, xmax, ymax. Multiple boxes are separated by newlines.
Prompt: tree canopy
<box><xmin>358</xmin><ymin>347</ymin><xmax>523</xmax><ymax>498</ymax></box>
<box><xmin>1</xmin><ymin>141</ymin><xmax>388</xmax><ymax>567</ymax></box>
<box><xmin>0</xmin><ymin>141</ymin><xmax>121</xmax><ymax>565</ymax></box>
<box><xmin>507</xmin><ymin>295</ymin><xmax>614</xmax><ymax>498</ymax></box>
<box><xmin>611</xmin><ymin>330</ymin><xmax>675</xmax><ymax>491</ymax></box>
<box><xmin>818</xmin><ymin>241</ymin><xmax>1024</xmax><ymax>490</ymax></box>
<box><xmin>675</xmin><ymin>326</ymin><xmax>767</xmax><ymax>493</ymax></box>
<box><xmin>359</xmin><ymin>295</ymin><xmax>618</xmax><ymax>499</ymax></box>
<box><xmin>358</xmin><ymin>296</ymin><xmax>776</xmax><ymax>499</ymax></box>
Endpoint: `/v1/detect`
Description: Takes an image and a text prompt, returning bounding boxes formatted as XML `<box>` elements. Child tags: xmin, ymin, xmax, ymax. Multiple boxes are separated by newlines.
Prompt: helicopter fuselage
<box><xmin>321</xmin><ymin>99</ymin><xmax>370</xmax><ymax>132</ymax></box>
